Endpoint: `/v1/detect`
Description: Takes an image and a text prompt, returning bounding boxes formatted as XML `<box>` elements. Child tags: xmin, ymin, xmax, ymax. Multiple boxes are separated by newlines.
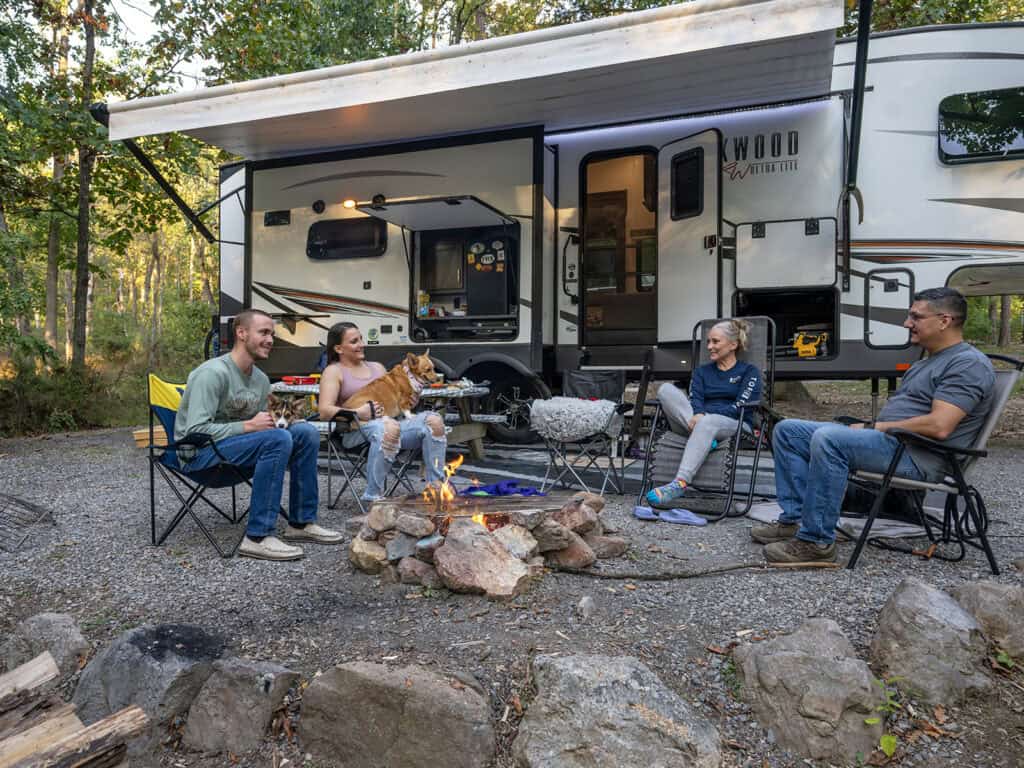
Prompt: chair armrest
<box><xmin>736</xmin><ymin>399</ymin><xmax>763</xmax><ymax>412</ymax></box>
<box><xmin>171</xmin><ymin>432</ymin><xmax>214</xmax><ymax>448</ymax></box>
<box><xmin>615</xmin><ymin>402</ymin><xmax>634</xmax><ymax>415</ymax></box>
<box><xmin>887</xmin><ymin>427</ymin><xmax>988</xmax><ymax>458</ymax></box>
<box><xmin>833</xmin><ymin>415</ymin><xmax>869</xmax><ymax>426</ymax></box>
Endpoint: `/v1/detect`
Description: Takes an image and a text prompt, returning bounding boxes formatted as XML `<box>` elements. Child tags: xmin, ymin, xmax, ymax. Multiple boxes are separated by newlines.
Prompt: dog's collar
<box><xmin>403</xmin><ymin>365</ymin><xmax>425</xmax><ymax>394</ymax></box>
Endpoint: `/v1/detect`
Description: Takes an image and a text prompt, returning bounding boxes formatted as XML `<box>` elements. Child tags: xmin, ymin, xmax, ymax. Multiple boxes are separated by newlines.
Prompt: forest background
<box><xmin>1</xmin><ymin>0</ymin><xmax>1022</xmax><ymax>435</ymax></box>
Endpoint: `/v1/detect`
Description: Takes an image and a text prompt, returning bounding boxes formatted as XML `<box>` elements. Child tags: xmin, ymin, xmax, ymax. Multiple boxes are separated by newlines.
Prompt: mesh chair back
<box><xmin>562</xmin><ymin>369</ymin><xmax>626</xmax><ymax>402</ymax></box>
<box><xmin>692</xmin><ymin>316</ymin><xmax>776</xmax><ymax>406</ymax></box>
<box><xmin>964</xmin><ymin>367</ymin><xmax>1021</xmax><ymax>476</ymax></box>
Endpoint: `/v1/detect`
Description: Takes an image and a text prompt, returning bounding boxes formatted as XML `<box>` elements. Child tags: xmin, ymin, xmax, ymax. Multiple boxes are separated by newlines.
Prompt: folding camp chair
<box><xmin>148</xmin><ymin>374</ymin><xmax>266</xmax><ymax>558</ymax></box>
<box><xmin>320</xmin><ymin>413</ymin><xmax>418</xmax><ymax>513</ymax></box>
<box><xmin>637</xmin><ymin>316</ymin><xmax>778</xmax><ymax>521</ymax></box>
<box><xmin>845</xmin><ymin>354</ymin><xmax>1023</xmax><ymax>575</ymax></box>
<box><xmin>532</xmin><ymin>369</ymin><xmax>633</xmax><ymax>494</ymax></box>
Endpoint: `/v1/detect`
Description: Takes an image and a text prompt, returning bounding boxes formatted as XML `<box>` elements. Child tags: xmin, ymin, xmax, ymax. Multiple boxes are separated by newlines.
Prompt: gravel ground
<box><xmin>2</xmin><ymin>406</ymin><xmax>1024</xmax><ymax>767</ymax></box>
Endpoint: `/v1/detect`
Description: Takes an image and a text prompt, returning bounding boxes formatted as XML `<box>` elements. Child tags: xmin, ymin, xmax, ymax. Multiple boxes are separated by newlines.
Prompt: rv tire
<box><xmin>482</xmin><ymin>373</ymin><xmax>550</xmax><ymax>445</ymax></box>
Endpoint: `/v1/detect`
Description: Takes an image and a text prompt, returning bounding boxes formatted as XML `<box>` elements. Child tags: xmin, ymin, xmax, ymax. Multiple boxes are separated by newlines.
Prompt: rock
<box><xmin>513</xmin><ymin>654</ymin><xmax>720</xmax><ymax>768</ymax></box>
<box><xmin>573</xmin><ymin>492</ymin><xmax>606</xmax><ymax>513</ymax></box>
<box><xmin>386</xmin><ymin>532</ymin><xmax>420</xmax><ymax>562</ymax></box>
<box><xmin>357</xmin><ymin>524</ymin><xmax>378</xmax><ymax>541</ymax></box>
<box><xmin>1013</xmin><ymin>558</ymin><xmax>1024</xmax><ymax>572</ymax></box>
<box><xmin>379</xmin><ymin>564</ymin><xmax>401</xmax><ymax>584</ymax></box>
<box><xmin>395</xmin><ymin>513</ymin><xmax>436</xmax><ymax>538</ymax></box>
<box><xmin>527</xmin><ymin>556</ymin><xmax>546</xmax><ymax>578</ymax></box>
<box><xmin>302</xmin><ymin>662</ymin><xmax>494</xmax><ymax>768</ymax></box>
<box><xmin>871</xmin><ymin>577</ymin><xmax>990</xmax><ymax>704</ymax></box>
<box><xmin>734</xmin><ymin>619</ymin><xmax>884</xmax><ymax>762</ymax></box>
<box><xmin>415</xmin><ymin>533</ymin><xmax>445</xmax><ymax>563</ymax></box>
<box><xmin>532</xmin><ymin>519</ymin><xmax>574</xmax><ymax>553</ymax></box>
<box><xmin>508</xmin><ymin>508</ymin><xmax>548</xmax><ymax>530</ymax></box>
<box><xmin>952</xmin><ymin>581</ymin><xmax>1024</xmax><ymax>658</ymax></box>
<box><xmin>582</xmin><ymin>533</ymin><xmax>628</xmax><ymax>559</ymax></box>
<box><xmin>398</xmin><ymin>557</ymin><xmax>444</xmax><ymax>588</ymax></box>
<box><xmin>378</xmin><ymin>529</ymin><xmax>398</xmax><ymax>546</ymax></box>
<box><xmin>73</xmin><ymin>624</ymin><xmax>224</xmax><ymax>751</ymax></box>
<box><xmin>182</xmin><ymin>658</ymin><xmax>298</xmax><ymax>755</ymax></box>
<box><xmin>552</xmin><ymin>498</ymin><xmax>601</xmax><ymax>534</ymax></box>
<box><xmin>367</xmin><ymin>502</ymin><xmax>399</xmax><ymax>532</ymax></box>
<box><xmin>349</xmin><ymin>537</ymin><xmax>388</xmax><ymax>574</ymax></box>
<box><xmin>0</xmin><ymin>612</ymin><xmax>90</xmax><ymax>678</ymax></box>
<box><xmin>576</xmin><ymin>596</ymin><xmax>595</xmax><ymax>621</ymax></box>
<box><xmin>492</xmin><ymin>525</ymin><xmax>538</xmax><ymax>560</ymax></box>
<box><xmin>544</xmin><ymin>530</ymin><xmax>596</xmax><ymax>570</ymax></box>
<box><xmin>434</xmin><ymin>519</ymin><xmax>530</xmax><ymax>599</ymax></box>
<box><xmin>345</xmin><ymin>515</ymin><xmax>368</xmax><ymax>534</ymax></box>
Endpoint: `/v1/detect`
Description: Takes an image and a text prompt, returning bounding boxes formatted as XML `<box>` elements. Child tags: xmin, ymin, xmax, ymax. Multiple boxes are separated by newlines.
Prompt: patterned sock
<box><xmin>646</xmin><ymin>479</ymin><xmax>688</xmax><ymax>505</ymax></box>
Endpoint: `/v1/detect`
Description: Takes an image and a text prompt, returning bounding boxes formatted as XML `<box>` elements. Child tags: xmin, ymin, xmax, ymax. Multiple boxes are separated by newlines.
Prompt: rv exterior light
<box><xmin>371</xmin><ymin>193</ymin><xmax>386</xmax><ymax>206</ymax></box>
<box><xmin>342</xmin><ymin>199</ymin><xmax>357</xmax><ymax>209</ymax></box>
<box><xmin>312</xmin><ymin>199</ymin><xmax>326</xmax><ymax>214</ymax></box>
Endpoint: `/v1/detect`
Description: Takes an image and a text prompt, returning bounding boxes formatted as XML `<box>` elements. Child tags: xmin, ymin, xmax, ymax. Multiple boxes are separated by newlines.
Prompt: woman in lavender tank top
<box><xmin>318</xmin><ymin>323</ymin><xmax>447</xmax><ymax>500</ymax></box>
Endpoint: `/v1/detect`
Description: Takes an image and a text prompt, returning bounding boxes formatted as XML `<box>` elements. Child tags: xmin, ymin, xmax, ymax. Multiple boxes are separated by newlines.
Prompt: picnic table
<box><xmin>271</xmin><ymin>380</ymin><xmax>494</xmax><ymax>460</ymax></box>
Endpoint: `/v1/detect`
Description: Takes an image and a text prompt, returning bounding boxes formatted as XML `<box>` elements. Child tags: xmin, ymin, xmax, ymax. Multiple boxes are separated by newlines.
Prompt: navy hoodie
<box><xmin>690</xmin><ymin>360</ymin><xmax>761</xmax><ymax>424</ymax></box>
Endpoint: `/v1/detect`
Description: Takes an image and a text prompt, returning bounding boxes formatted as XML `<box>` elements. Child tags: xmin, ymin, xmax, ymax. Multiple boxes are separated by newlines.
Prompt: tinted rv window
<box><xmin>671</xmin><ymin>148</ymin><xmax>703</xmax><ymax>219</ymax></box>
<box><xmin>938</xmin><ymin>86</ymin><xmax>1024</xmax><ymax>164</ymax></box>
<box><xmin>306</xmin><ymin>218</ymin><xmax>387</xmax><ymax>260</ymax></box>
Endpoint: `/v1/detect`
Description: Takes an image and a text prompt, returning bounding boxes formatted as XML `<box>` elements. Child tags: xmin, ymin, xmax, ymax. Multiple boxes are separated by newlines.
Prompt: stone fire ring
<box><xmin>349</xmin><ymin>492</ymin><xmax>628</xmax><ymax>600</ymax></box>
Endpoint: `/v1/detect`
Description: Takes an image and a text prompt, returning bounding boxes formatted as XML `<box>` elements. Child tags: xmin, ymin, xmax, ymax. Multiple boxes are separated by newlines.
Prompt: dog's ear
<box><xmin>290</xmin><ymin>398</ymin><xmax>307</xmax><ymax>419</ymax></box>
<box><xmin>267</xmin><ymin>393</ymin><xmax>281</xmax><ymax>409</ymax></box>
<box><xmin>423</xmin><ymin>348</ymin><xmax>431</xmax><ymax>359</ymax></box>
<box><xmin>405</xmin><ymin>352</ymin><xmax>417</xmax><ymax>366</ymax></box>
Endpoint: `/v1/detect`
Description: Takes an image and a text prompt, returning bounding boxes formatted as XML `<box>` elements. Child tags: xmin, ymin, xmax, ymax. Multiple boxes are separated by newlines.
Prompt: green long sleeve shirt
<box><xmin>174</xmin><ymin>354</ymin><xmax>270</xmax><ymax>457</ymax></box>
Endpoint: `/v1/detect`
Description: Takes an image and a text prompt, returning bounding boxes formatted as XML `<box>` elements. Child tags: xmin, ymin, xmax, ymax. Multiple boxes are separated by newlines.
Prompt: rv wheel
<box><xmin>483</xmin><ymin>374</ymin><xmax>550</xmax><ymax>445</ymax></box>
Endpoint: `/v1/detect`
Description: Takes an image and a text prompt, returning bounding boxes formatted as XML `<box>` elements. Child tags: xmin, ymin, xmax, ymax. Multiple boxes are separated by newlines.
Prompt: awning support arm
<box><xmin>89</xmin><ymin>103</ymin><xmax>218</xmax><ymax>244</ymax></box>
<box><xmin>840</xmin><ymin>0</ymin><xmax>873</xmax><ymax>292</ymax></box>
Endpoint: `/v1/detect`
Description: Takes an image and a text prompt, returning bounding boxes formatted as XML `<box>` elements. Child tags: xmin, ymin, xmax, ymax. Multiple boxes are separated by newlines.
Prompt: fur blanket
<box><xmin>530</xmin><ymin>397</ymin><xmax>619</xmax><ymax>442</ymax></box>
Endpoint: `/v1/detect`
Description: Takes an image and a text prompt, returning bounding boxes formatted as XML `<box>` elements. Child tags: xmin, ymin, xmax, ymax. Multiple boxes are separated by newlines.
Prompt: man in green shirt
<box><xmin>176</xmin><ymin>309</ymin><xmax>341</xmax><ymax>561</ymax></box>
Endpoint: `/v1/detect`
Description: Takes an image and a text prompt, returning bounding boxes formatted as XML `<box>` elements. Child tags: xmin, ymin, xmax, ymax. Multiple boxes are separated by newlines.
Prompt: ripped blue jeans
<box><xmin>342</xmin><ymin>412</ymin><xmax>447</xmax><ymax>500</ymax></box>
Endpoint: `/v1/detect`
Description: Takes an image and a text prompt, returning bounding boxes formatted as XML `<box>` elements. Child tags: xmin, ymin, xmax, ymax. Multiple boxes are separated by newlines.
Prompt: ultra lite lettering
<box><xmin>722</xmin><ymin>130</ymin><xmax>799</xmax><ymax>162</ymax></box>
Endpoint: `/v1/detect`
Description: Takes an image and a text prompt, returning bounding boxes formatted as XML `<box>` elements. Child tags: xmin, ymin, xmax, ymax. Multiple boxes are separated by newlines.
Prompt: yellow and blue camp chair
<box><xmin>148</xmin><ymin>374</ymin><xmax>261</xmax><ymax>558</ymax></box>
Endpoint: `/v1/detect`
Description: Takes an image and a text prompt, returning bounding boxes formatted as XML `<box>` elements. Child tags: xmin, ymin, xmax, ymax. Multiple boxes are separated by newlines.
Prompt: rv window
<box><xmin>671</xmin><ymin>148</ymin><xmax>703</xmax><ymax>220</ymax></box>
<box><xmin>306</xmin><ymin>217</ymin><xmax>387</xmax><ymax>260</ymax></box>
<box><xmin>938</xmin><ymin>86</ymin><xmax>1024</xmax><ymax>165</ymax></box>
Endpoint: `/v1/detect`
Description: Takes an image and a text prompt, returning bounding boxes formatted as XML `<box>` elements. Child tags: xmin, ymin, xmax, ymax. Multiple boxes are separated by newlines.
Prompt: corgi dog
<box><xmin>267</xmin><ymin>393</ymin><xmax>307</xmax><ymax>429</ymax></box>
<box><xmin>342</xmin><ymin>350</ymin><xmax>440</xmax><ymax>420</ymax></box>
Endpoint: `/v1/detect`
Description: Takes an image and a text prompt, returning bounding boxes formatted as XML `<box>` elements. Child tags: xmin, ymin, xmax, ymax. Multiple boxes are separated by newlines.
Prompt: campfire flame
<box><xmin>422</xmin><ymin>454</ymin><xmax>464</xmax><ymax>512</ymax></box>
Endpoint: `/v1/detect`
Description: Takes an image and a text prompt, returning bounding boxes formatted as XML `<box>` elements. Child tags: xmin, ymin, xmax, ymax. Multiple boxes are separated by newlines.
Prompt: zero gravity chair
<box><xmin>637</xmin><ymin>316</ymin><xmax>778</xmax><ymax>521</ymax></box>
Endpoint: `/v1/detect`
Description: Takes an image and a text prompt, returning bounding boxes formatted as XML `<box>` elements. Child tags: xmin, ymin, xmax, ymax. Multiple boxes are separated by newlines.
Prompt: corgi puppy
<box><xmin>267</xmin><ymin>394</ymin><xmax>307</xmax><ymax>429</ymax></box>
<box><xmin>342</xmin><ymin>350</ymin><xmax>440</xmax><ymax>420</ymax></box>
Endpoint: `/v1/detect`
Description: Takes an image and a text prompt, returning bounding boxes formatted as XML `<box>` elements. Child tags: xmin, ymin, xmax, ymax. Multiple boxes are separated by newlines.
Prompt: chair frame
<box><xmin>637</xmin><ymin>316</ymin><xmax>777</xmax><ymax>520</ymax></box>
<box><xmin>323</xmin><ymin>411</ymin><xmax>417</xmax><ymax>513</ymax></box>
<box><xmin>845</xmin><ymin>354</ymin><xmax>1024</xmax><ymax>575</ymax></box>
<box><xmin>539</xmin><ymin>402</ymin><xmax>633</xmax><ymax>495</ymax></box>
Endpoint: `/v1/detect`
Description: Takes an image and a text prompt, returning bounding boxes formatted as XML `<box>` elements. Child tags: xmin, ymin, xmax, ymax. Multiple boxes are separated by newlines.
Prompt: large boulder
<box><xmin>513</xmin><ymin>654</ymin><xmax>720</xmax><ymax>768</ymax></box>
<box><xmin>492</xmin><ymin>524</ymin><xmax>538</xmax><ymax>561</ymax></box>
<box><xmin>734</xmin><ymin>619</ymin><xmax>884</xmax><ymax>762</ymax></box>
<box><xmin>952</xmin><ymin>581</ymin><xmax>1024</xmax><ymax>658</ymax></box>
<box><xmin>182</xmin><ymin>658</ymin><xmax>298</xmax><ymax>755</ymax></box>
<box><xmin>302</xmin><ymin>661</ymin><xmax>494</xmax><ymax>768</ymax></box>
<box><xmin>543</xmin><ymin>530</ymin><xmax>596</xmax><ymax>570</ymax></box>
<box><xmin>532</xmin><ymin>519</ymin><xmax>574</xmax><ymax>553</ymax></box>
<box><xmin>434</xmin><ymin>519</ymin><xmax>530</xmax><ymax>599</ymax></box>
<box><xmin>73</xmin><ymin>624</ymin><xmax>224</xmax><ymax>750</ymax></box>
<box><xmin>0</xmin><ymin>612</ymin><xmax>90</xmax><ymax>678</ymax></box>
<box><xmin>871</xmin><ymin>577</ymin><xmax>990</xmax><ymax>704</ymax></box>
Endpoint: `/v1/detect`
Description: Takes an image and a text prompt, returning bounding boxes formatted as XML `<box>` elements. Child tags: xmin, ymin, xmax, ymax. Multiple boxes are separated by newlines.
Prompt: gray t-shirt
<box><xmin>878</xmin><ymin>342</ymin><xmax>994</xmax><ymax>479</ymax></box>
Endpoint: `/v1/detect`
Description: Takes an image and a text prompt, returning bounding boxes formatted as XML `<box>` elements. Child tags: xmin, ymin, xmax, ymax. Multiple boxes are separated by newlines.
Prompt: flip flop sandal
<box><xmin>658</xmin><ymin>508</ymin><xmax>708</xmax><ymax>526</ymax></box>
<box><xmin>633</xmin><ymin>505</ymin><xmax>660</xmax><ymax>521</ymax></box>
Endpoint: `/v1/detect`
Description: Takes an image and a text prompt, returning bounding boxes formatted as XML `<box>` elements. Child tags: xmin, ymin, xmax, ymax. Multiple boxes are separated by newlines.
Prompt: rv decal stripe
<box><xmin>282</xmin><ymin>170</ymin><xmax>445</xmax><ymax>190</ymax></box>
<box><xmin>852</xmin><ymin>239</ymin><xmax>1024</xmax><ymax>252</ymax></box>
<box><xmin>841</xmin><ymin>303</ymin><xmax>909</xmax><ymax>327</ymax></box>
<box><xmin>560</xmin><ymin>310</ymin><xmax>578</xmax><ymax>324</ymax></box>
<box><xmin>250</xmin><ymin>285</ymin><xmax>333</xmax><ymax>331</ymax></box>
<box><xmin>836</xmin><ymin>52</ymin><xmax>1024</xmax><ymax>67</ymax></box>
<box><xmin>930</xmin><ymin>198</ymin><xmax>1024</xmax><ymax>215</ymax></box>
<box><xmin>253</xmin><ymin>281</ymin><xmax>406</xmax><ymax>316</ymax></box>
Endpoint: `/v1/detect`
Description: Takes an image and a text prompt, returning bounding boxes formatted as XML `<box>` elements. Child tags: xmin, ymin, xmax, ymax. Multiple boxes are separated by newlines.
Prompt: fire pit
<box><xmin>348</xmin><ymin>458</ymin><xmax>629</xmax><ymax>599</ymax></box>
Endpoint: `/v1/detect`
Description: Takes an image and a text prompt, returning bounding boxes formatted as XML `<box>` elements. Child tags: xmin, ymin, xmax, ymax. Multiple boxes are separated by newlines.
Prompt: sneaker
<box><xmin>238</xmin><ymin>535</ymin><xmax>304</xmax><ymax>561</ymax></box>
<box><xmin>763</xmin><ymin>538</ymin><xmax>837</xmax><ymax>564</ymax></box>
<box><xmin>750</xmin><ymin>521</ymin><xmax>799</xmax><ymax>544</ymax></box>
<box><xmin>281</xmin><ymin>523</ymin><xmax>344</xmax><ymax>544</ymax></box>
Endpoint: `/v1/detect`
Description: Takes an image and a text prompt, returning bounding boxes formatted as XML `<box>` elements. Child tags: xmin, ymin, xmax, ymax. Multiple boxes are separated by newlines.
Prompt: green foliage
<box><xmin>865</xmin><ymin>677</ymin><xmax>903</xmax><ymax>760</ymax></box>
<box><xmin>996</xmin><ymin>649</ymin><xmax>1016</xmax><ymax>669</ymax></box>
<box><xmin>879</xmin><ymin>733</ymin><xmax>898</xmax><ymax>758</ymax></box>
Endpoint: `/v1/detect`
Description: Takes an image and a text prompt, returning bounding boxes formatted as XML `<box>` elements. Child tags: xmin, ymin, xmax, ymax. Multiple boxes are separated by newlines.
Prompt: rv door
<box><xmin>657</xmin><ymin>129</ymin><xmax>722</xmax><ymax>343</ymax></box>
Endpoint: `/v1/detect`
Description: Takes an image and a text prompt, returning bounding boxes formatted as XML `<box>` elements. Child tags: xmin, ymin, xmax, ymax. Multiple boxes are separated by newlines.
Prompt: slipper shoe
<box><xmin>633</xmin><ymin>505</ymin><xmax>660</xmax><ymax>521</ymax></box>
<box><xmin>658</xmin><ymin>508</ymin><xmax>707</xmax><ymax>526</ymax></box>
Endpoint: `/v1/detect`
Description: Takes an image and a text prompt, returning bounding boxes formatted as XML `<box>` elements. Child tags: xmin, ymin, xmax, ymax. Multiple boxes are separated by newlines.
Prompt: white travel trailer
<box><xmin>98</xmin><ymin>0</ymin><xmax>1024</xmax><ymax>440</ymax></box>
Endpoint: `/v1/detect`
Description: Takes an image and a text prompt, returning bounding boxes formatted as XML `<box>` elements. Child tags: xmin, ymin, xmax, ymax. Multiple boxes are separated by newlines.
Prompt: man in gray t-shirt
<box><xmin>749</xmin><ymin>287</ymin><xmax>995</xmax><ymax>565</ymax></box>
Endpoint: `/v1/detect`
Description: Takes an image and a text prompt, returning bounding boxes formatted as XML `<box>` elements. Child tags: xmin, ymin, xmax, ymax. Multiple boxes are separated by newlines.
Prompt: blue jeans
<box><xmin>184</xmin><ymin>422</ymin><xmax>320</xmax><ymax>538</ymax></box>
<box><xmin>342</xmin><ymin>412</ymin><xmax>447</xmax><ymax>500</ymax></box>
<box><xmin>773</xmin><ymin>419</ymin><xmax>924</xmax><ymax>545</ymax></box>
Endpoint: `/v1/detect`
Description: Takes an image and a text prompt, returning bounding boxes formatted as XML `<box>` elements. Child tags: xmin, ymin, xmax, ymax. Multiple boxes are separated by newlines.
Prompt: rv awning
<box><xmin>106</xmin><ymin>0</ymin><xmax>844</xmax><ymax>161</ymax></box>
<box><xmin>356</xmin><ymin>196</ymin><xmax>515</xmax><ymax>231</ymax></box>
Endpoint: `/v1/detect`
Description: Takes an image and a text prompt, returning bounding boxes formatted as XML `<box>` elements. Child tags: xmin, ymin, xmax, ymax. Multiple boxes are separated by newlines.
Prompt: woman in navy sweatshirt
<box><xmin>647</xmin><ymin>318</ymin><xmax>761</xmax><ymax>505</ymax></box>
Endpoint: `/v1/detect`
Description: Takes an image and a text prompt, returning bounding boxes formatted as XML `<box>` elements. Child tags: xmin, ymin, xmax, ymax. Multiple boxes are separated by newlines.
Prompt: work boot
<box><xmin>238</xmin><ymin>535</ymin><xmax>304</xmax><ymax>561</ymax></box>
<box><xmin>749</xmin><ymin>521</ymin><xmax>799</xmax><ymax>544</ymax></box>
<box><xmin>281</xmin><ymin>522</ymin><xmax>344</xmax><ymax>544</ymax></box>
<box><xmin>763</xmin><ymin>538</ymin><xmax>837</xmax><ymax>564</ymax></box>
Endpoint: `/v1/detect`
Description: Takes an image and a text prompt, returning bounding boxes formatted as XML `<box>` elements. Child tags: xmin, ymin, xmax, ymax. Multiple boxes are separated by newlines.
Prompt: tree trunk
<box><xmin>988</xmin><ymin>296</ymin><xmax>999</xmax><ymax>344</ymax></box>
<box><xmin>70</xmin><ymin>0</ymin><xmax>96</xmax><ymax>370</ymax></box>
<box><xmin>193</xmin><ymin>233</ymin><xmax>215</xmax><ymax>310</ymax></box>
<box><xmin>45</xmin><ymin>12</ymin><xmax>70</xmax><ymax>355</ymax></box>
<box><xmin>147</xmin><ymin>233</ymin><xmax>162</xmax><ymax>367</ymax></box>
<box><xmin>998</xmin><ymin>294</ymin><xmax>1012</xmax><ymax>347</ymax></box>
<box><xmin>63</xmin><ymin>271</ymin><xmax>74</xmax><ymax>362</ymax></box>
